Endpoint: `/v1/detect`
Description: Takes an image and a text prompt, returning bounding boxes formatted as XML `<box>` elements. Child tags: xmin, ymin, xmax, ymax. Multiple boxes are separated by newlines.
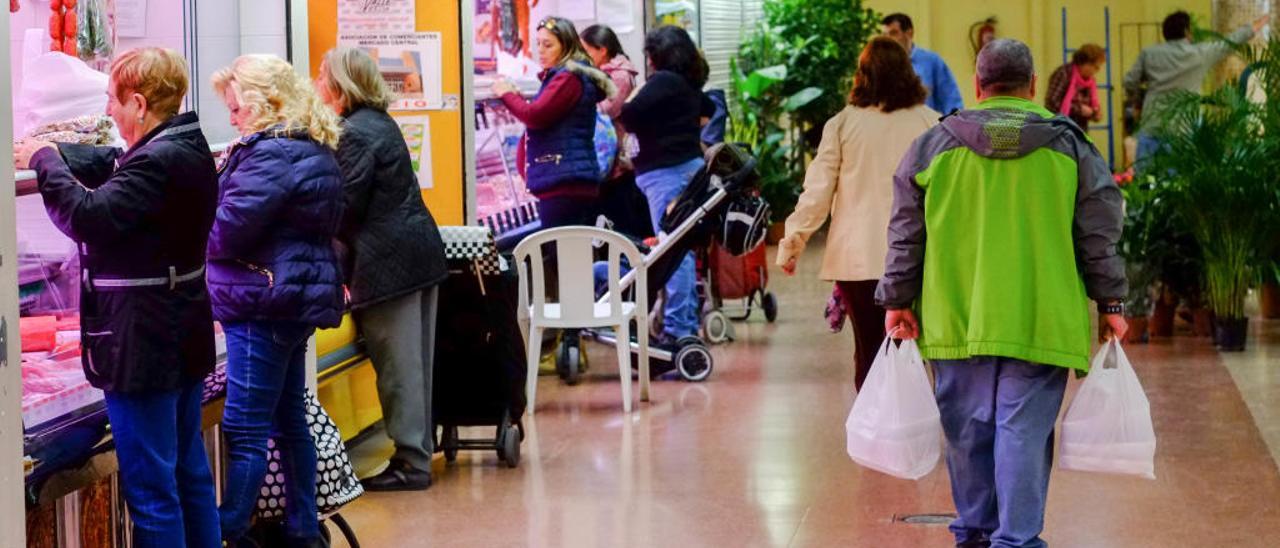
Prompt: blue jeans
<box><xmin>220</xmin><ymin>321</ymin><xmax>319</xmax><ymax>542</ymax></box>
<box><xmin>104</xmin><ymin>383</ymin><xmax>220</xmax><ymax>548</ymax></box>
<box><xmin>1135</xmin><ymin>132</ymin><xmax>1162</xmax><ymax>174</ymax></box>
<box><xmin>636</xmin><ymin>157</ymin><xmax>703</xmax><ymax>338</ymax></box>
<box><xmin>933</xmin><ymin>357</ymin><xmax>1069</xmax><ymax>548</ymax></box>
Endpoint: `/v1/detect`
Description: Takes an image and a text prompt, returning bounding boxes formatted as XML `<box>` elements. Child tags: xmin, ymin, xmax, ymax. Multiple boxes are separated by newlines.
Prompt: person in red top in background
<box><xmin>1045</xmin><ymin>43</ymin><xmax>1105</xmax><ymax>130</ymax></box>
<box><xmin>492</xmin><ymin>16</ymin><xmax>615</xmax><ymax>229</ymax></box>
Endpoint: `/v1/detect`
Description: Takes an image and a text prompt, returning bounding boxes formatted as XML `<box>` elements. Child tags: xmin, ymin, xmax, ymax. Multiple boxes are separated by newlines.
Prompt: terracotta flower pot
<box><xmin>765</xmin><ymin>222</ymin><xmax>786</xmax><ymax>245</ymax></box>
<box><xmin>1192</xmin><ymin>307</ymin><xmax>1215</xmax><ymax>338</ymax></box>
<box><xmin>1150</xmin><ymin>298</ymin><xmax>1176</xmax><ymax>337</ymax></box>
<box><xmin>1261</xmin><ymin>282</ymin><xmax>1280</xmax><ymax>320</ymax></box>
<box><xmin>1124</xmin><ymin>316</ymin><xmax>1150</xmax><ymax>344</ymax></box>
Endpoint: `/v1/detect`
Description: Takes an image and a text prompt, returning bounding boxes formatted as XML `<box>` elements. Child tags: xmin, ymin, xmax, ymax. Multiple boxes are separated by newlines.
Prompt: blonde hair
<box><xmin>111</xmin><ymin>47</ymin><xmax>189</xmax><ymax>117</ymax></box>
<box><xmin>211</xmin><ymin>54</ymin><xmax>342</xmax><ymax>148</ymax></box>
<box><xmin>321</xmin><ymin>47</ymin><xmax>396</xmax><ymax>114</ymax></box>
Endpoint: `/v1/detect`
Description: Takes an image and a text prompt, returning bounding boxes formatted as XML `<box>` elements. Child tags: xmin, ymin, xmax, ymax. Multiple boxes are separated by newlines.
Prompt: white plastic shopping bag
<box><xmin>845</xmin><ymin>337</ymin><xmax>942</xmax><ymax>480</ymax></box>
<box><xmin>1059</xmin><ymin>340</ymin><xmax>1157</xmax><ymax>479</ymax></box>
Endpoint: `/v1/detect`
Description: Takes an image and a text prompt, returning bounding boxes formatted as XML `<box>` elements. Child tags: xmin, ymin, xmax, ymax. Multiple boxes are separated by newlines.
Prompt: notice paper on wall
<box><xmin>339</xmin><ymin>32</ymin><xmax>443</xmax><ymax>110</ymax></box>
<box><xmin>596</xmin><ymin>0</ymin><xmax>635</xmax><ymax>34</ymax></box>
<box><xmin>393</xmin><ymin>115</ymin><xmax>433</xmax><ymax>189</ymax></box>
<box><xmin>561</xmin><ymin>0</ymin><xmax>596</xmax><ymax>25</ymax></box>
<box><xmin>338</xmin><ymin>0</ymin><xmax>416</xmax><ymax>33</ymax></box>
<box><xmin>116</xmin><ymin>0</ymin><xmax>148</xmax><ymax>38</ymax></box>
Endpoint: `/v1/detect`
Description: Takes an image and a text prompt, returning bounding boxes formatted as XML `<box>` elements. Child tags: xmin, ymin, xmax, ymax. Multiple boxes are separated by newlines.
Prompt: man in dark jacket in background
<box><xmin>317</xmin><ymin>47</ymin><xmax>449</xmax><ymax>491</ymax></box>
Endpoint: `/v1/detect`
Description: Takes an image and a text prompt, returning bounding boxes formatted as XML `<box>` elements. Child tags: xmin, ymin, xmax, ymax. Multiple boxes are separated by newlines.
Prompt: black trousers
<box><xmin>836</xmin><ymin>280</ymin><xmax>886</xmax><ymax>392</ymax></box>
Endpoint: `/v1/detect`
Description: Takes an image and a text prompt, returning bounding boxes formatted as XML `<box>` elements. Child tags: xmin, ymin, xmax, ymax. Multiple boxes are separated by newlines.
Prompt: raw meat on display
<box><xmin>19</xmin><ymin>316</ymin><xmax>57</xmax><ymax>352</ymax></box>
<box><xmin>21</xmin><ymin>355</ymin><xmax>88</xmax><ymax>406</ymax></box>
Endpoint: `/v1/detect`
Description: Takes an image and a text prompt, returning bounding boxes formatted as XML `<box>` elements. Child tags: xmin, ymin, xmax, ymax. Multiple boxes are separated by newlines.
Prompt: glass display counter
<box><xmin>3</xmin><ymin>1</ymin><xmax>323</xmax><ymax>545</ymax></box>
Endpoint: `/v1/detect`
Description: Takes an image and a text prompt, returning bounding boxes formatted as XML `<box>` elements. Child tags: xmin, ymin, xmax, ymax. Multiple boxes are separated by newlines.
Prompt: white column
<box><xmin>238</xmin><ymin>0</ymin><xmax>289</xmax><ymax>59</ymax></box>
<box><xmin>289</xmin><ymin>0</ymin><xmax>311</xmax><ymax>75</ymax></box>
<box><xmin>462</xmin><ymin>0</ymin><xmax>478</xmax><ymax>224</ymax></box>
<box><xmin>0</xmin><ymin>4</ymin><xmax>30</xmax><ymax>546</ymax></box>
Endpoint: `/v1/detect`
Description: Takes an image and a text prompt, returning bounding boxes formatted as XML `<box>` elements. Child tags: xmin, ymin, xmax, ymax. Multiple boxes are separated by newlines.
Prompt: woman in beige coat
<box><xmin>778</xmin><ymin>36</ymin><xmax>940</xmax><ymax>391</ymax></box>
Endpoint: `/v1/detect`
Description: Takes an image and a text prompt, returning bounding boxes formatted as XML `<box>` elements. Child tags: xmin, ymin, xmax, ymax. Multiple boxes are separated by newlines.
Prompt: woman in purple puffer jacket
<box><xmin>208</xmin><ymin>54</ymin><xmax>344</xmax><ymax>548</ymax></box>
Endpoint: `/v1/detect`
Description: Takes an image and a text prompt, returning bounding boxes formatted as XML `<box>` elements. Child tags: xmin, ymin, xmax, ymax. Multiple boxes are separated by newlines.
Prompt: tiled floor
<box><xmin>335</xmin><ymin>240</ymin><xmax>1280</xmax><ymax>547</ymax></box>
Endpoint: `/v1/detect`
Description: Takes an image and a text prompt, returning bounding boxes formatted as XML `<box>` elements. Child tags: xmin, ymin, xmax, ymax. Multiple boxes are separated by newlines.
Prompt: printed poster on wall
<box><xmin>338</xmin><ymin>0</ymin><xmax>416</xmax><ymax>33</ymax></box>
<box><xmin>339</xmin><ymin>32</ymin><xmax>444</xmax><ymax>111</ymax></box>
<box><xmin>393</xmin><ymin>115</ymin><xmax>434</xmax><ymax>189</ymax></box>
<box><xmin>115</xmin><ymin>0</ymin><xmax>149</xmax><ymax>38</ymax></box>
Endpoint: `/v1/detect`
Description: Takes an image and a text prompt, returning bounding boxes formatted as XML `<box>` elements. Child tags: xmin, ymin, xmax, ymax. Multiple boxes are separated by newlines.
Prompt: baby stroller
<box><xmin>561</xmin><ymin>143</ymin><xmax>767</xmax><ymax>382</ymax></box>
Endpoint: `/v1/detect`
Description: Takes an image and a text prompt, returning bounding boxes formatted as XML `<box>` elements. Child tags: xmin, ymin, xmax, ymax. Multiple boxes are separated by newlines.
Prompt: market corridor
<box><xmin>338</xmin><ymin>238</ymin><xmax>1280</xmax><ymax>548</ymax></box>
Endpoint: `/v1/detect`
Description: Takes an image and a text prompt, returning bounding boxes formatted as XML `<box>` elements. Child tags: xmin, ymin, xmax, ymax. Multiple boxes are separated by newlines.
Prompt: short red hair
<box><xmin>110</xmin><ymin>47</ymin><xmax>189</xmax><ymax>117</ymax></box>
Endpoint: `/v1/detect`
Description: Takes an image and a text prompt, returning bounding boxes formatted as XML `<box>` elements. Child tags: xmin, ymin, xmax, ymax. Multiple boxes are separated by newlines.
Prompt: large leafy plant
<box><xmin>759</xmin><ymin>0</ymin><xmax>880</xmax><ymax>146</ymax></box>
<box><xmin>1119</xmin><ymin>173</ymin><xmax>1203</xmax><ymax>316</ymax></box>
<box><xmin>1235</xmin><ymin>36</ymin><xmax>1280</xmax><ymax>282</ymax></box>
<box><xmin>1147</xmin><ymin>87</ymin><xmax>1280</xmax><ymax>320</ymax></box>
<box><xmin>728</xmin><ymin>0</ymin><xmax>879</xmax><ymax>222</ymax></box>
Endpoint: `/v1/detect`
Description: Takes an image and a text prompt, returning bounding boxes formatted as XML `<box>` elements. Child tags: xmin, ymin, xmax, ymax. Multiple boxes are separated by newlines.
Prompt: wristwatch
<box><xmin>1097</xmin><ymin>301</ymin><xmax>1124</xmax><ymax>315</ymax></box>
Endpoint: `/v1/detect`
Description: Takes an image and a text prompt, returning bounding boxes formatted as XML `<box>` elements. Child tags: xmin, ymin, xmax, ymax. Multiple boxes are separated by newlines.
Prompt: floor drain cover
<box><xmin>897</xmin><ymin>513</ymin><xmax>956</xmax><ymax>525</ymax></box>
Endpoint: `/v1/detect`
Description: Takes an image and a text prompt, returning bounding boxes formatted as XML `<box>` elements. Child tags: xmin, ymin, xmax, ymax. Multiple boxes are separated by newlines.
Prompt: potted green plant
<box><xmin>1120</xmin><ymin>168</ymin><xmax>1206</xmax><ymax>339</ymax></box>
<box><xmin>1149</xmin><ymin>87</ymin><xmax>1280</xmax><ymax>351</ymax></box>
<box><xmin>728</xmin><ymin>0</ymin><xmax>879</xmax><ymax>228</ymax></box>
<box><xmin>1233</xmin><ymin>36</ymin><xmax>1280</xmax><ymax>321</ymax></box>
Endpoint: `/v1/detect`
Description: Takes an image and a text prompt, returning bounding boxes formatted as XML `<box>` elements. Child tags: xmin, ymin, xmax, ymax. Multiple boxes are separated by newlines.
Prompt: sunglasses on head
<box><xmin>539</xmin><ymin>18</ymin><xmax>558</xmax><ymax>31</ymax></box>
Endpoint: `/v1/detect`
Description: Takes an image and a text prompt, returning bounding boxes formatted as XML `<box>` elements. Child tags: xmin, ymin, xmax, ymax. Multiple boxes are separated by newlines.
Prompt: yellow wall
<box><xmin>308</xmin><ymin>0</ymin><xmax>466</xmax><ymax>225</ymax></box>
<box><xmin>306</xmin><ymin>1</ymin><xmax>468</xmax><ymax>438</ymax></box>
<box><xmin>864</xmin><ymin>0</ymin><xmax>1213</xmax><ymax>166</ymax></box>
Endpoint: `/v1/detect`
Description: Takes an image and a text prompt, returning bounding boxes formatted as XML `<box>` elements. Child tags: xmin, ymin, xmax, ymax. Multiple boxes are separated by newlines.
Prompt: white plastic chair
<box><xmin>514</xmin><ymin>226</ymin><xmax>650</xmax><ymax>414</ymax></box>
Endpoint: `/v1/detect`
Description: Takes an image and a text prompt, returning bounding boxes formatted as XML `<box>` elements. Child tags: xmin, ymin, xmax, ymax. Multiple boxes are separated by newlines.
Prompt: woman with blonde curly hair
<box><xmin>209</xmin><ymin>54</ymin><xmax>344</xmax><ymax>547</ymax></box>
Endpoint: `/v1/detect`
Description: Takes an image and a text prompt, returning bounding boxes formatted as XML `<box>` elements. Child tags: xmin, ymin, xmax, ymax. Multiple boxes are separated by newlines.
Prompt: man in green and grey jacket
<box><xmin>876</xmin><ymin>39</ymin><xmax>1128</xmax><ymax>548</ymax></box>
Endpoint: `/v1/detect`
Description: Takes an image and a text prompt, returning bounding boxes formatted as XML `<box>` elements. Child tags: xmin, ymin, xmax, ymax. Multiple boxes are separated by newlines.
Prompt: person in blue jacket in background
<box><xmin>882</xmin><ymin>13</ymin><xmax>965</xmax><ymax>116</ymax></box>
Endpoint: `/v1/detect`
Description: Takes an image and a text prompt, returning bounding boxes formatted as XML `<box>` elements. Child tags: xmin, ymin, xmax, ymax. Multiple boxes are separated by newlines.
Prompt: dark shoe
<box><xmin>360</xmin><ymin>459</ymin><xmax>432</xmax><ymax>492</ymax></box>
<box><xmin>286</xmin><ymin>535</ymin><xmax>330</xmax><ymax>548</ymax></box>
<box><xmin>651</xmin><ymin>332</ymin><xmax>680</xmax><ymax>351</ymax></box>
<box><xmin>956</xmin><ymin>540</ymin><xmax>991</xmax><ymax>548</ymax></box>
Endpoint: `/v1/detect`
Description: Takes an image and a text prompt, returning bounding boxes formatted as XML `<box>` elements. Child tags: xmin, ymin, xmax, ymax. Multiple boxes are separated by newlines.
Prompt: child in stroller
<box><xmin>554</xmin><ymin>143</ymin><xmax>767</xmax><ymax>383</ymax></box>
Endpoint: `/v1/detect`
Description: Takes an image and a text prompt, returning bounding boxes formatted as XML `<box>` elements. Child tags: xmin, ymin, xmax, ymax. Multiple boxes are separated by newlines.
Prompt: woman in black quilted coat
<box><xmin>316</xmin><ymin>47</ymin><xmax>448</xmax><ymax>491</ymax></box>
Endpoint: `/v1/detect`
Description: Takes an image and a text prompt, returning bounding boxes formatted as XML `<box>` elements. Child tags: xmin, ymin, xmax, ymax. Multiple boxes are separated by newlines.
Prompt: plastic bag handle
<box><xmin>1100</xmin><ymin>339</ymin><xmax>1117</xmax><ymax>370</ymax></box>
<box><xmin>1101</xmin><ymin>339</ymin><xmax>1128</xmax><ymax>370</ymax></box>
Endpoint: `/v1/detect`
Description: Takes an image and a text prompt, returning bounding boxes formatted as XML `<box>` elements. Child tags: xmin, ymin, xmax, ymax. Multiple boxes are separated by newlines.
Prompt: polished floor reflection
<box><xmin>337</xmin><ymin>240</ymin><xmax>1280</xmax><ymax>547</ymax></box>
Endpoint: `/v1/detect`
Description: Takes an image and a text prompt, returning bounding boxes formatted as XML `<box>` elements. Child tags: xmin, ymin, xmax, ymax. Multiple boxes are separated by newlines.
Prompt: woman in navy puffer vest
<box><xmin>208</xmin><ymin>54</ymin><xmax>343</xmax><ymax>547</ymax></box>
<box><xmin>493</xmin><ymin>16</ymin><xmax>616</xmax><ymax>228</ymax></box>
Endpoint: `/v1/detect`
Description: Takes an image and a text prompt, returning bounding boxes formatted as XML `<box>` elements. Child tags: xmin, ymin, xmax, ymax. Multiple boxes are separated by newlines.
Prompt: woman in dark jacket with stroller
<box><xmin>316</xmin><ymin>46</ymin><xmax>448</xmax><ymax>492</ymax></box>
<box><xmin>210</xmin><ymin>54</ymin><xmax>344</xmax><ymax>548</ymax></box>
<box><xmin>620</xmin><ymin>25</ymin><xmax>715</xmax><ymax>347</ymax></box>
<box><xmin>15</xmin><ymin>47</ymin><xmax>221</xmax><ymax>548</ymax></box>
<box><xmin>492</xmin><ymin>16</ymin><xmax>616</xmax><ymax>228</ymax></box>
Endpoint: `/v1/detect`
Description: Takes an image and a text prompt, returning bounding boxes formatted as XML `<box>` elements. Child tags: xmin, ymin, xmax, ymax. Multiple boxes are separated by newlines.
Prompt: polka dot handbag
<box><xmin>254</xmin><ymin>390</ymin><xmax>365</xmax><ymax>519</ymax></box>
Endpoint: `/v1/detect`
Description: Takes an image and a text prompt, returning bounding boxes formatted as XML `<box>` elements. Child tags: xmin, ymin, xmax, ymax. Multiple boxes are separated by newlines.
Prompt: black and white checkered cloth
<box><xmin>439</xmin><ymin>226</ymin><xmax>505</xmax><ymax>275</ymax></box>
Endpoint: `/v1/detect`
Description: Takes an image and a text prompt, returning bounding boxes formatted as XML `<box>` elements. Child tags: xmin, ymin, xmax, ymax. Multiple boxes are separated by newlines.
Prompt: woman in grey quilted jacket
<box><xmin>316</xmin><ymin>47</ymin><xmax>448</xmax><ymax>491</ymax></box>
